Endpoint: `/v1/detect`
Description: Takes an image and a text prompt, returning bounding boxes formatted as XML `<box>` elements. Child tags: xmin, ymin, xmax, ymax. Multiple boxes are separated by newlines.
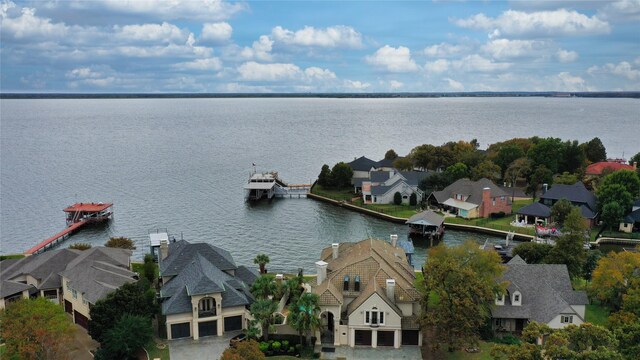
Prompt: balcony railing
<box><xmin>198</xmin><ymin>310</ymin><xmax>216</xmax><ymax>318</ymax></box>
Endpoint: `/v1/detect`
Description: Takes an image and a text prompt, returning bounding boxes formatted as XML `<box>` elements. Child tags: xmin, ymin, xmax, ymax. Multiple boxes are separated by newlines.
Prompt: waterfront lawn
<box><xmin>311</xmin><ymin>185</ymin><xmax>355</xmax><ymax>201</ymax></box>
<box><xmin>358</xmin><ymin>202</ymin><xmax>420</xmax><ymax>219</ymax></box>
<box><xmin>443</xmin><ymin>199</ymin><xmax>537</xmax><ymax>237</ymax></box>
<box><xmin>586</xmin><ymin>302</ymin><xmax>610</xmax><ymax>327</ymax></box>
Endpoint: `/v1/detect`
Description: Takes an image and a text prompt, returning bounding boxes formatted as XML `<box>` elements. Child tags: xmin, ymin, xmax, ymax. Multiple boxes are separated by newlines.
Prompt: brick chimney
<box><xmin>315</xmin><ymin>260</ymin><xmax>328</xmax><ymax>285</ymax></box>
<box><xmin>160</xmin><ymin>239</ymin><xmax>169</xmax><ymax>261</ymax></box>
<box><xmin>482</xmin><ymin>187</ymin><xmax>491</xmax><ymax>218</ymax></box>
<box><xmin>332</xmin><ymin>243</ymin><xmax>339</xmax><ymax>259</ymax></box>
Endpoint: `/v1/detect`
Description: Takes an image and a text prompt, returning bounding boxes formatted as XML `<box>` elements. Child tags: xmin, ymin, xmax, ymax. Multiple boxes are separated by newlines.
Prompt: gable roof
<box><xmin>540</xmin><ymin>182</ymin><xmax>597</xmax><ymax>211</ymax></box>
<box><xmin>370</xmin><ymin>179</ymin><xmax>406</xmax><ymax>196</ymax></box>
<box><xmin>516</xmin><ymin>202</ymin><xmax>551</xmax><ymax>218</ymax></box>
<box><xmin>159</xmin><ymin>240</ymin><xmax>254</xmax><ymax>315</ymax></box>
<box><xmin>369</xmin><ymin>170</ymin><xmax>393</xmax><ymax>183</ymax></box>
<box><xmin>406</xmin><ymin>210</ymin><xmax>444</xmax><ymax>227</ymax></box>
<box><xmin>624</xmin><ymin>208</ymin><xmax>640</xmax><ymax>223</ymax></box>
<box><xmin>399</xmin><ymin>171</ymin><xmax>432</xmax><ymax>187</ymax></box>
<box><xmin>492</xmin><ymin>260</ymin><xmax>588</xmax><ymax>324</ymax></box>
<box><xmin>432</xmin><ymin>178</ymin><xmax>509</xmax><ymax>206</ymax></box>
<box><xmin>60</xmin><ymin>256</ymin><xmax>137</xmax><ymax>304</ymax></box>
<box><xmin>585</xmin><ymin>162</ymin><xmax>634</xmax><ymax>175</ymax></box>
<box><xmin>376</xmin><ymin>158</ymin><xmax>395</xmax><ymax>168</ymax></box>
<box><xmin>1</xmin><ymin>249</ymin><xmax>81</xmax><ymax>290</ymax></box>
<box><xmin>348</xmin><ymin>156</ymin><xmax>379</xmax><ymax>172</ymax></box>
<box><xmin>346</xmin><ymin>278</ymin><xmax>402</xmax><ymax>317</ymax></box>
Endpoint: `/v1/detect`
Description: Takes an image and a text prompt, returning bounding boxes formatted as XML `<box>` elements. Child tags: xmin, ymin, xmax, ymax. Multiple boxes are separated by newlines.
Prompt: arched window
<box><xmin>354</xmin><ymin>276</ymin><xmax>360</xmax><ymax>292</ymax></box>
<box><xmin>343</xmin><ymin>275</ymin><xmax>350</xmax><ymax>291</ymax></box>
<box><xmin>198</xmin><ymin>297</ymin><xmax>216</xmax><ymax>317</ymax></box>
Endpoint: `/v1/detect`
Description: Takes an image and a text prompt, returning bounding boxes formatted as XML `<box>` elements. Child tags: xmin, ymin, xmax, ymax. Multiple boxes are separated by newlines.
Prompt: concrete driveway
<box><xmin>169</xmin><ymin>331</ymin><xmax>241</xmax><ymax>360</ymax></box>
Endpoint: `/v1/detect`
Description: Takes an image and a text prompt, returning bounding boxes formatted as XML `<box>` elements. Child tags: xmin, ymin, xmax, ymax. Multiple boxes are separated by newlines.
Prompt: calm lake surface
<box><xmin>1</xmin><ymin>98</ymin><xmax>639</xmax><ymax>271</ymax></box>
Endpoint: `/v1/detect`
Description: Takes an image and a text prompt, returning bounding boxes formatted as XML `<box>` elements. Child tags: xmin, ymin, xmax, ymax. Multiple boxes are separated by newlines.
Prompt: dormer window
<box><xmin>343</xmin><ymin>275</ymin><xmax>350</xmax><ymax>291</ymax></box>
<box><xmin>354</xmin><ymin>276</ymin><xmax>360</xmax><ymax>292</ymax></box>
<box><xmin>512</xmin><ymin>291</ymin><xmax>522</xmax><ymax>306</ymax></box>
<box><xmin>495</xmin><ymin>294</ymin><xmax>505</xmax><ymax>306</ymax></box>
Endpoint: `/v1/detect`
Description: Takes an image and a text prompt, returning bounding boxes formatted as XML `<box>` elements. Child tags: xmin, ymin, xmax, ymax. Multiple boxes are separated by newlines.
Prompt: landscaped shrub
<box><xmin>282</xmin><ymin>340</ymin><xmax>289</xmax><ymax>349</ymax></box>
<box><xmin>272</xmin><ymin>341</ymin><xmax>281</xmax><ymax>352</ymax></box>
<box><xmin>494</xmin><ymin>334</ymin><xmax>521</xmax><ymax>345</ymax></box>
<box><xmin>409</xmin><ymin>193</ymin><xmax>417</xmax><ymax>206</ymax></box>
<box><xmin>259</xmin><ymin>341</ymin><xmax>269</xmax><ymax>352</ymax></box>
<box><xmin>394</xmin><ymin>191</ymin><xmax>402</xmax><ymax>205</ymax></box>
<box><xmin>288</xmin><ymin>346</ymin><xmax>295</xmax><ymax>354</ymax></box>
<box><xmin>490</xmin><ymin>211</ymin><xmax>506</xmax><ymax>219</ymax></box>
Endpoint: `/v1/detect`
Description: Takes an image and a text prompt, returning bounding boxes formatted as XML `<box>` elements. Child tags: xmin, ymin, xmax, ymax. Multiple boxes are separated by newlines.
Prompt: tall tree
<box><xmin>471</xmin><ymin>160</ymin><xmax>501</xmax><ymax>182</ymax></box>
<box><xmin>494</xmin><ymin>144</ymin><xmax>525</xmax><ymax>173</ymax></box>
<box><xmin>582</xmin><ymin>137</ymin><xmax>607</xmax><ymax>164</ymax></box>
<box><xmin>512</xmin><ymin>242</ymin><xmax>553</xmax><ymax>264</ymax></box>
<box><xmin>287</xmin><ymin>293</ymin><xmax>322</xmax><ymax>348</ymax></box>
<box><xmin>89</xmin><ymin>281</ymin><xmax>156</xmax><ymax>342</ymax></box>
<box><xmin>527</xmin><ymin>137</ymin><xmax>565</xmax><ymax>174</ymax></box>
<box><xmin>550</xmin><ymin>198</ymin><xmax>574</xmax><ymax>226</ymax></box>
<box><xmin>253</xmin><ymin>254</ymin><xmax>270</xmax><ymax>274</ymax></box>
<box><xmin>409</xmin><ymin>144</ymin><xmax>436</xmax><ymax>170</ymax></box>
<box><xmin>95</xmin><ymin>314</ymin><xmax>152</xmax><ymax>360</ymax></box>
<box><xmin>330</xmin><ymin>162</ymin><xmax>353</xmax><ymax>188</ymax></box>
<box><xmin>0</xmin><ymin>297</ymin><xmax>75</xmax><ymax>360</ymax></box>
<box><xmin>560</xmin><ymin>140</ymin><xmax>586</xmax><ymax>174</ymax></box>
<box><xmin>317</xmin><ymin>164</ymin><xmax>332</xmax><ymax>187</ymax></box>
<box><xmin>589</xmin><ymin>250</ymin><xmax>640</xmax><ymax>310</ymax></box>
<box><xmin>251</xmin><ymin>275</ymin><xmax>277</xmax><ymax>300</ymax></box>
<box><xmin>420</xmin><ymin>241</ymin><xmax>505</xmax><ymax>352</ymax></box>
<box><xmin>392</xmin><ymin>157</ymin><xmax>413</xmax><ymax>171</ymax></box>
<box><xmin>629</xmin><ymin>152</ymin><xmax>640</xmax><ymax>166</ymax></box>
<box><xmin>105</xmin><ymin>236</ymin><xmax>136</xmax><ymax>250</ymax></box>
<box><xmin>142</xmin><ymin>253</ymin><xmax>157</xmax><ymax>284</ymax></box>
<box><xmin>431</xmin><ymin>145</ymin><xmax>455</xmax><ymax>169</ymax></box>
<box><xmin>384</xmin><ymin>149</ymin><xmax>398</xmax><ymax>160</ymax></box>
<box><xmin>544</xmin><ymin>207</ymin><xmax>588</xmax><ymax>278</ymax></box>
<box><xmin>250</xmin><ymin>299</ymin><xmax>278</xmax><ymax>341</ymax></box>
<box><xmin>599</xmin><ymin>170</ymin><xmax>640</xmax><ymax>201</ymax></box>
<box><xmin>444</xmin><ymin>162</ymin><xmax>469</xmax><ymax>183</ymax></box>
<box><xmin>527</xmin><ymin>165</ymin><xmax>553</xmax><ymax>199</ymax></box>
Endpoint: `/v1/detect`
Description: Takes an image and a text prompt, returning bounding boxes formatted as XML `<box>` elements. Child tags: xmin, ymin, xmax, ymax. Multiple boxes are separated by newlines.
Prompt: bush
<box><xmin>394</xmin><ymin>191</ymin><xmax>402</xmax><ymax>205</ymax></box>
<box><xmin>282</xmin><ymin>340</ymin><xmax>289</xmax><ymax>349</ymax></box>
<box><xmin>272</xmin><ymin>341</ymin><xmax>281</xmax><ymax>352</ymax></box>
<box><xmin>490</xmin><ymin>211</ymin><xmax>506</xmax><ymax>219</ymax></box>
<box><xmin>295</xmin><ymin>344</ymin><xmax>302</xmax><ymax>352</ymax></box>
<box><xmin>288</xmin><ymin>346</ymin><xmax>295</xmax><ymax>353</ymax></box>
<box><xmin>494</xmin><ymin>334</ymin><xmax>521</xmax><ymax>345</ymax></box>
<box><xmin>409</xmin><ymin>192</ymin><xmax>417</xmax><ymax>206</ymax></box>
<box><xmin>259</xmin><ymin>341</ymin><xmax>269</xmax><ymax>352</ymax></box>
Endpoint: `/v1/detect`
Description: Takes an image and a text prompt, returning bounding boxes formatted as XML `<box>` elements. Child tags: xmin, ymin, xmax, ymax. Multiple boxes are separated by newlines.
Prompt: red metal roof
<box><xmin>63</xmin><ymin>202</ymin><xmax>113</xmax><ymax>212</ymax></box>
<box><xmin>585</xmin><ymin>162</ymin><xmax>634</xmax><ymax>175</ymax></box>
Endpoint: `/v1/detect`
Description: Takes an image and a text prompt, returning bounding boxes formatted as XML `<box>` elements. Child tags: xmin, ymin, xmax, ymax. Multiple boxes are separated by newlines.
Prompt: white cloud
<box><xmin>454</xmin><ymin>9</ymin><xmax>610</xmax><ymax>38</ymax></box>
<box><xmin>175</xmin><ymin>58</ymin><xmax>223</xmax><ymax>71</ymax></box>
<box><xmin>635</xmin><ymin>56</ymin><xmax>640</xmax><ymax>66</ymax></box>
<box><xmin>425</xmin><ymin>59</ymin><xmax>450</xmax><ymax>73</ymax></box>
<box><xmin>90</xmin><ymin>0</ymin><xmax>247</xmax><ymax>21</ymax></box>
<box><xmin>343</xmin><ymin>80</ymin><xmax>371</xmax><ymax>90</ymax></box>
<box><xmin>271</xmin><ymin>25</ymin><xmax>362</xmax><ymax>48</ymax></box>
<box><xmin>389</xmin><ymin>80</ymin><xmax>404</xmax><ymax>89</ymax></box>
<box><xmin>445</xmin><ymin>78</ymin><xmax>464</xmax><ymax>91</ymax></box>
<box><xmin>304</xmin><ymin>67</ymin><xmax>336</xmax><ymax>81</ymax></box>
<box><xmin>556</xmin><ymin>49</ymin><xmax>579</xmax><ymax>63</ymax></box>
<box><xmin>365</xmin><ymin>45</ymin><xmax>419</xmax><ymax>73</ymax></box>
<box><xmin>241</xmin><ymin>35</ymin><xmax>273</xmax><ymax>61</ymax></box>
<box><xmin>453</xmin><ymin>55</ymin><xmax>511</xmax><ymax>72</ymax></box>
<box><xmin>598</xmin><ymin>0</ymin><xmax>640</xmax><ymax>21</ymax></box>
<box><xmin>200</xmin><ymin>22</ymin><xmax>232</xmax><ymax>43</ymax></box>
<box><xmin>1</xmin><ymin>3</ymin><xmax>70</xmax><ymax>40</ymax></box>
<box><xmin>237</xmin><ymin>62</ymin><xmax>301</xmax><ymax>81</ymax></box>
<box><xmin>424</xmin><ymin>42</ymin><xmax>467</xmax><ymax>58</ymax></box>
<box><xmin>66</xmin><ymin>67</ymin><xmax>104</xmax><ymax>79</ymax></box>
<box><xmin>481</xmin><ymin>39</ymin><xmax>547</xmax><ymax>60</ymax></box>
<box><xmin>556</xmin><ymin>72</ymin><xmax>591</xmax><ymax>91</ymax></box>
<box><xmin>589</xmin><ymin>61</ymin><xmax>640</xmax><ymax>80</ymax></box>
<box><xmin>115</xmin><ymin>22</ymin><xmax>190</xmax><ymax>43</ymax></box>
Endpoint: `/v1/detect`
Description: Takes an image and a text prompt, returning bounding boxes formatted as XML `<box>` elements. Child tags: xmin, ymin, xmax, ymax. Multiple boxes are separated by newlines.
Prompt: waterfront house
<box><xmin>539</xmin><ymin>182</ymin><xmax>598</xmax><ymax>227</ymax></box>
<box><xmin>428</xmin><ymin>178</ymin><xmax>511</xmax><ymax>218</ymax></box>
<box><xmin>312</xmin><ymin>238</ymin><xmax>422</xmax><ymax>348</ymax></box>
<box><xmin>619</xmin><ymin>199</ymin><xmax>640</xmax><ymax>233</ymax></box>
<box><xmin>0</xmin><ymin>247</ymin><xmax>137</xmax><ymax>329</ymax></box>
<box><xmin>361</xmin><ymin>170</ymin><xmax>430</xmax><ymax>204</ymax></box>
<box><xmin>492</xmin><ymin>256</ymin><xmax>588</xmax><ymax>333</ymax></box>
<box><xmin>349</xmin><ymin>156</ymin><xmax>379</xmax><ymax>191</ymax></box>
<box><xmin>159</xmin><ymin>239</ymin><xmax>258</xmax><ymax>340</ymax></box>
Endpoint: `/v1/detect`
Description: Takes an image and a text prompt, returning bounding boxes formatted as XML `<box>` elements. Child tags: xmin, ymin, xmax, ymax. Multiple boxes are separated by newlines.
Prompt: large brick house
<box><xmin>428</xmin><ymin>178</ymin><xmax>512</xmax><ymax>218</ymax></box>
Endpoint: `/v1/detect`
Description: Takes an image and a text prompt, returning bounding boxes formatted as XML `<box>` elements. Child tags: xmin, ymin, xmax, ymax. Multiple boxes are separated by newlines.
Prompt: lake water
<box><xmin>1</xmin><ymin>97</ymin><xmax>638</xmax><ymax>271</ymax></box>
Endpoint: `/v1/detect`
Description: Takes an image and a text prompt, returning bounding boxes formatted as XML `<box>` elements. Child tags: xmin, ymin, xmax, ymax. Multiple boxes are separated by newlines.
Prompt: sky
<box><xmin>1</xmin><ymin>0</ymin><xmax>639</xmax><ymax>93</ymax></box>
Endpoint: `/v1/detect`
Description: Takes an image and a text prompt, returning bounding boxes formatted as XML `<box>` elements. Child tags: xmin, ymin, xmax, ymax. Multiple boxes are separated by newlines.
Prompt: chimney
<box><xmin>542</xmin><ymin>183</ymin><xmax>548</xmax><ymax>194</ymax></box>
<box><xmin>390</xmin><ymin>234</ymin><xmax>398</xmax><ymax>248</ymax></box>
<box><xmin>275</xmin><ymin>274</ymin><xmax>284</xmax><ymax>284</ymax></box>
<box><xmin>386</xmin><ymin>279</ymin><xmax>396</xmax><ymax>302</ymax></box>
<box><xmin>332</xmin><ymin>243</ymin><xmax>339</xmax><ymax>259</ymax></box>
<box><xmin>482</xmin><ymin>187</ymin><xmax>491</xmax><ymax>217</ymax></box>
<box><xmin>160</xmin><ymin>239</ymin><xmax>169</xmax><ymax>261</ymax></box>
<box><xmin>315</xmin><ymin>260</ymin><xmax>328</xmax><ymax>285</ymax></box>
<box><xmin>634</xmin><ymin>162</ymin><xmax>637</xmax><ymax>170</ymax></box>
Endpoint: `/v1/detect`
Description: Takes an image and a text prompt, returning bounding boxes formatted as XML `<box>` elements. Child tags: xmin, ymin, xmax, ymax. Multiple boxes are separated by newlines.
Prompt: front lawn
<box><xmin>144</xmin><ymin>339</ymin><xmax>170</xmax><ymax>360</ymax></box>
<box><xmin>585</xmin><ymin>303</ymin><xmax>610</xmax><ymax>327</ymax></box>
<box><xmin>312</xmin><ymin>185</ymin><xmax>421</xmax><ymax>218</ymax></box>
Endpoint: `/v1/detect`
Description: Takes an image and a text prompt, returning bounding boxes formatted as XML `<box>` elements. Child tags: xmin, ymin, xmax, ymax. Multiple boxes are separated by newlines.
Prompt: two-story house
<box><xmin>492</xmin><ymin>256</ymin><xmax>588</xmax><ymax>333</ymax></box>
<box><xmin>429</xmin><ymin>178</ymin><xmax>512</xmax><ymax>218</ymax></box>
<box><xmin>538</xmin><ymin>182</ymin><xmax>598</xmax><ymax>227</ymax></box>
<box><xmin>312</xmin><ymin>238</ymin><xmax>422</xmax><ymax>348</ymax></box>
<box><xmin>158</xmin><ymin>239</ymin><xmax>258</xmax><ymax>340</ymax></box>
<box><xmin>361</xmin><ymin>170</ymin><xmax>430</xmax><ymax>205</ymax></box>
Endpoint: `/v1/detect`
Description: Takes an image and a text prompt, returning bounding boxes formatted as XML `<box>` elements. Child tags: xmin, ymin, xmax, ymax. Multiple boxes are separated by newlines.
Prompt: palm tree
<box><xmin>250</xmin><ymin>299</ymin><xmax>277</xmax><ymax>341</ymax></box>
<box><xmin>250</xmin><ymin>275</ymin><xmax>277</xmax><ymax>300</ymax></box>
<box><xmin>253</xmin><ymin>254</ymin><xmax>270</xmax><ymax>274</ymax></box>
<box><xmin>284</xmin><ymin>275</ymin><xmax>304</xmax><ymax>304</ymax></box>
<box><xmin>287</xmin><ymin>293</ymin><xmax>321</xmax><ymax>348</ymax></box>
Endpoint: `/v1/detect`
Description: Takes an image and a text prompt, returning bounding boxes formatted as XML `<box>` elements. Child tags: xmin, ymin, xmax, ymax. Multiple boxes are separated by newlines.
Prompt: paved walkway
<box><xmin>320</xmin><ymin>346</ymin><xmax>422</xmax><ymax>360</ymax></box>
<box><xmin>169</xmin><ymin>331</ymin><xmax>241</xmax><ymax>360</ymax></box>
<box><xmin>68</xmin><ymin>324</ymin><xmax>99</xmax><ymax>360</ymax></box>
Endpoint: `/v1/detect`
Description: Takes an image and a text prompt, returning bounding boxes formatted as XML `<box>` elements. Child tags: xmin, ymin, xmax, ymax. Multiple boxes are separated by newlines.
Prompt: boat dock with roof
<box><xmin>24</xmin><ymin>202</ymin><xmax>113</xmax><ymax>255</ymax></box>
<box><xmin>243</xmin><ymin>171</ymin><xmax>311</xmax><ymax>201</ymax></box>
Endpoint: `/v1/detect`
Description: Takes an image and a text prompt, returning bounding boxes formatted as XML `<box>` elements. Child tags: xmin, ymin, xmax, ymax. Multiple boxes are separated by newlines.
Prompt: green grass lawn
<box><xmin>144</xmin><ymin>339</ymin><xmax>170</xmax><ymax>360</ymax></box>
<box><xmin>312</xmin><ymin>185</ymin><xmax>421</xmax><ymax>218</ymax></box>
<box><xmin>131</xmin><ymin>261</ymin><xmax>160</xmax><ymax>278</ymax></box>
<box><xmin>444</xmin><ymin>341</ymin><xmax>494</xmax><ymax>360</ymax></box>
<box><xmin>586</xmin><ymin>303</ymin><xmax>610</xmax><ymax>327</ymax></box>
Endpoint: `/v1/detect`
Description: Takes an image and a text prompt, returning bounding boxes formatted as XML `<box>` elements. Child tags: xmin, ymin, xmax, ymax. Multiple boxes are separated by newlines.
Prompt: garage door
<box><xmin>198</xmin><ymin>320</ymin><xmax>217</xmax><ymax>337</ymax></box>
<box><xmin>224</xmin><ymin>316</ymin><xmax>243</xmax><ymax>332</ymax></box>
<box><xmin>354</xmin><ymin>330</ymin><xmax>372</xmax><ymax>346</ymax></box>
<box><xmin>377</xmin><ymin>331</ymin><xmax>395</xmax><ymax>346</ymax></box>
<box><xmin>74</xmin><ymin>310</ymin><xmax>89</xmax><ymax>329</ymax></box>
<box><xmin>402</xmin><ymin>330</ymin><xmax>419</xmax><ymax>345</ymax></box>
<box><xmin>171</xmin><ymin>323</ymin><xmax>191</xmax><ymax>339</ymax></box>
<box><xmin>64</xmin><ymin>300</ymin><xmax>73</xmax><ymax>314</ymax></box>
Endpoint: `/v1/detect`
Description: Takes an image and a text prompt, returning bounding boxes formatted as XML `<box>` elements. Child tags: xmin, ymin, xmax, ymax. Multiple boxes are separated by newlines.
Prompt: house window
<box><xmin>561</xmin><ymin>315</ymin><xmax>573</xmax><ymax>324</ymax></box>
<box><xmin>501</xmin><ymin>196</ymin><xmax>505</xmax><ymax>201</ymax></box>
<box><xmin>456</xmin><ymin>194</ymin><xmax>462</xmax><ymax>200</ymax></box>
<box><xmin>492</xmin><ymin>198</ymin><xmax>496</xmax><ymax>206</ymax></box>
<box><xmin>354</xmin><ymin>276</ymin><xmax>360</xmax><ymax>292</ymax></box>
<box><xmin>82</xmin><ymin>295</ymin><xmax>88</xmax><ymax>306</ymax></box>
<box><xmin>373</xmin><ymin>196</ymin><xmax>377</xmax><ymax>203</ymax></box>
<box><xmin>198</xmin><ymin>297</ymin><xmax>216</xmax><ymax>317</ymax></box>
<box><xmin>514</xmin><ymin>294</ymin><xmax>520</xmax><ymax>302</ymax></box>
<box><xmin>364</xmin><ymin>307</ymin><xmax>385</xmax><ymax>326</ymax></box>
<box><xmin>365</xmin><ymin>311</ymin><xmax>370</xmax><ymax>323</ymax></box>
<box><xmin>343</xmin><ymin>276</ymin><xmax>350</xmax><ymax>291</ymax></box>
<box><xmin>72</xmin><ymin>289</ymin><xmax>77</xmax><ymax>299</ymax></box>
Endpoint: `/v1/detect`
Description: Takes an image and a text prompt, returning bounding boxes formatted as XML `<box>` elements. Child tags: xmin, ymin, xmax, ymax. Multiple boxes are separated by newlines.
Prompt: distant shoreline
<box><xmin>1</xmin><ymin>91</ymin><xmax>639</xmax><ymax>99</ymax></box>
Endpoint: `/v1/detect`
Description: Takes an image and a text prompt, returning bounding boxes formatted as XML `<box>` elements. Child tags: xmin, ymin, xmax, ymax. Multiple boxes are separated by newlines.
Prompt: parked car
<box><xmin>229</xmin><ymin>333</ymin><xmax>247</xmax><ymax>348</ymax></box>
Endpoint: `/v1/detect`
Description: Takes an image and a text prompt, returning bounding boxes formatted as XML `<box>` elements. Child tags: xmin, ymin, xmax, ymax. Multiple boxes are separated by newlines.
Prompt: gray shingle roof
<box><xmin>1</xmin><ymin>249</ymin><xmax>80</xmax><ymax>290</ymax></box>
<box><xmin>0</xmin><ymin>280</ymin><xmax>33</xmax><ymax>298</ymax></box>
<box><xmin>540</xmin><ymin>182</ymin><xmax>597</xmax><ymax>211</ymax></box>
<box><xmin>406</xmin><ymin>210</ymin><xmax>444</xmax><ymax>227</ymax></box>
<box><xmin>492</xmin><ymin>257</ymin><xmax>588</xmax><ymax>323</ymax></box>
<box><xmin>376</xmin><ymin>159</ymin><xmax>395</xmax><ymax>168</ymax></box>
<box><xmin>370</xmin><ymin>170</ymin><xmax>392</xmax><ymax>183</ymax></box>
<box><xmin>60</xmin><ymin>259</ymin><xmax>137</xmax><ymax>304</ymax></box>
<box><xmin>432</xmin><ymin>178</ymin><xmax>509</xmax><ymax>206</ymax></box>
<box><xmin>160</xmin><ymin>240</ymin><xmax>236</xmax><ymax>277</ymax></box>
<box><xmin>516</xmin><ymin>202</ymin><xmax>551</xmax><ymax>218</ymax></box>
<box><xmin>353</xmin><ymin>177</ymin><xmax>367</xmax><ymax>188</ymax></box>
<box><xmin>399</xmin><ymin>171</ymin><xmax>432</xmax><ymax>187</ymax></box>
<box><xmin>348</xmin><ymin>156</ymin><xmax>379</xmax><ymax>172</ymax></box>
<box><xmin>624</xmin><ymin>208</ymin><xmax>640</xmax><ymax>223</ymax></box>
<box><xmin>159</xmin><ymin>240</ymin><xmax>254</xmax><ymax>315</ymax></box>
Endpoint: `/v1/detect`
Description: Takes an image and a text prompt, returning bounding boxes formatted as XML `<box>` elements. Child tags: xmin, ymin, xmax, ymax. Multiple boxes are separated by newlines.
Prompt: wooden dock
<box><xmin>24</xmin><ymin>203</ymin><xmax>113</xmax><ymax>255</ymax></box>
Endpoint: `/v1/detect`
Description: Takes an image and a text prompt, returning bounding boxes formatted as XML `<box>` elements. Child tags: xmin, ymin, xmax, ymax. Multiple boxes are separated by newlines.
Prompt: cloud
<box><xmin>597</xmin><ymin>0</ymin><xmax>640</xmax><ymax>21</ymax></box>
<box><xmin>389</xmin><ymin>80</ymin><xmax>404</xmax><ymax>89</ymax></box>
<box><xmin>454</xmin><ymin>9</ymin><xmax>610</xmax><ymax>38</ymax></box>
<box><xmin>589</xmin><ymin>61</ymin><xmax>640</xmax><ymax>80</ymax></box>
<box><xmin>425</xmin><ymin>59</ymin><xmax>450</xmax><ymax>73</ymax></box>
<box><xmin>66</xmin><ymin>67</ymin><xmax>105</xmax><ymax>79</ymax></box>
<box><xmin>115</xmin><ymin>22</ymin><xmax>191</xmax><ymax>43</ymax></box>
<box><xmin>481</xmin><ymin>39</ymin><xmax>547</xmax><ymax>60</ymax></box>
<box><xmin>556</xmin><ymin>49</ymin><xmax>579</xmax><ymax>63</ymax></box>
<box><xmin>241</xmin><ymin>35</ymin><xmax>274</xmax><ymax>61</ymax></box>
<box><xmin>304</xmin><ymin>67</ymin><xmax>337</xmax><ymax>81</ymax></box>
<box><xmin>174</xmin><ymin>58</ymin><xmax>223</xmax><ymax>71</ymax></box>
<box><xmin>424</xmin><ymin>42</ymin><xmax>468</xmax><ymax>58</ymax></box>
<box><xmin>343</xmin><ymin>80</ymin><xmax>371</xmax><ymax>90</ymax></box>
<box><xmin>271</xmin><ymin>25</ymin><xmax>362</xmax><ymax>48</ymax></box>
<box><xmin>1</xmin><ymin>3</ymin><xmax>71</xmax><ymax>41</ymax></box>
<box><xmin>81</xmin><ymin>0</ymin><xmax>247</xmax><ymax>22</ymax></box>
<box><xmin>556</xmin><ymin>72</ymin><xmax>591</xmax><ymax>91</ymax></box>
<box><xmin>236</xmin><ymin>62</ymin><xmax>336</xmax><ymax>82</ymax></box>
<box><xmin>200</xmin><ymin>22</ymin><xmax>232</xmax><ymax>44</ymax></box>
<box><xmin>445</xmin><ymin>78</ymin><xmax>464</xmax><ymax>91</ymax></box>
<box><xmin>453</xmin><ymin>55</ymin><xmax>511</xmax><ymax>72</ymax></box>
<box><xmin>365</xmin><ymin>45</ymin><xmax>419</xmax><ymax>73</ymax></box>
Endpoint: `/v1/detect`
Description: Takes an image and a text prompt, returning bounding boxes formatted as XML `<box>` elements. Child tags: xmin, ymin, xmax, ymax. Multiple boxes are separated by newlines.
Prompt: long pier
<box><xmin>24</xmin><ymin>203</ymin><xmax>113</xmax><ymax>255</ymax></box>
